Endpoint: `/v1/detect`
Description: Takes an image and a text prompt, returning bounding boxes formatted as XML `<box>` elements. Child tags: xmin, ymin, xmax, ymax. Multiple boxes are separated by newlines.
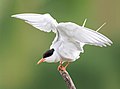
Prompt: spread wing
<box><xmin>11</xmin><ymin>13</ymin><xmax>58</xmax><ymax>33</ymax></box>
<box><xmin>57</xmin><ymin>22</ymin><xmax>113</xmax><ymax>47</ymax></box>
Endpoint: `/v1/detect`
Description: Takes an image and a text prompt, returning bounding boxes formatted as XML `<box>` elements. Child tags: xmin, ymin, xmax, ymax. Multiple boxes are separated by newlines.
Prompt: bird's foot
<box><xmin>58</xmin><ymin>61</ymin><xmax>69</xmax><ymax>71</ymax></box>
<box><xmin>57</xmin><ymin>65</ymin><xmax>66</xmax><ymax>71</ymax></box>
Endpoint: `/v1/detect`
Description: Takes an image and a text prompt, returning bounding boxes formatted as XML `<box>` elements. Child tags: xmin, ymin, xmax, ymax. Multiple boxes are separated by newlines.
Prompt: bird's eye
<box><xmin>43</xmin><ymin>49</ymin><xmax>55</xmax><ymax>58</ymax></box>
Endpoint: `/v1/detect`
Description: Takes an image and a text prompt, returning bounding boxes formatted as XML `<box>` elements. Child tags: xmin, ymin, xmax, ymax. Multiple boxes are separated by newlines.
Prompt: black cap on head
<box><xmin>43</xmin><ymin>49</ymin><xmax>55</xmax><ymax>58</ymax></box>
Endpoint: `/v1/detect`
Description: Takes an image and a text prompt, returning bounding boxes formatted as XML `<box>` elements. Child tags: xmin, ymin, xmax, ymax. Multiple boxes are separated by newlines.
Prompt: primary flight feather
<box><xmin>12</xmin><ymin>13</ymin><xmax>112</xmax><ymax>69</ymax></box>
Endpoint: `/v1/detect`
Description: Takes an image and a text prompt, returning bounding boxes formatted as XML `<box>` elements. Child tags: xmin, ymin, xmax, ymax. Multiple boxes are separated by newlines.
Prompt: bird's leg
<box><xmin>58</xmin><ymin>61</ymin><xmax>70</xmax><ymax>71</ymax></box>
<box><xmin>64</xmin><ymin>62</ymin><xmax>70</xmax><ymax>69</ymax></box>
<box><xmin>60</xmin><ymin>61</ymin><xmax>63</xmax><ymax>65</ymax></box>
<box><xmin>57</xmin><ymin>60</ymin><xmax>63</xmax><ymax>71</ymax></box>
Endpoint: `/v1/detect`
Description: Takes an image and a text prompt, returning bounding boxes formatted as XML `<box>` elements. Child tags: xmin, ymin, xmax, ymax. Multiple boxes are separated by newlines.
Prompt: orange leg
<box><xmin>57</xmin><ymin>60</ymin><xmax>63</xmax><ymax>71</ymax></box>
<box><xmin>58</xmin><ymin>61</ymin><xmax>70</xmax><ymax>71</ymax></box>
<box><xmin>64</xmin><ymin>62</ymin><xmax>69</xmax><ymax>69</ymax></box>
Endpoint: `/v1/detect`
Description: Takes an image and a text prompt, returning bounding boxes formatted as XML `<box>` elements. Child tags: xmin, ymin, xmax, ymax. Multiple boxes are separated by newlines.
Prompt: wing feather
<box><xmin>57</xmin><ymin>22</ymin><xmax>113</xmax><ymax>47</ymax></box>
<box><xmin>11</xmin><ymin>13</ymin><xmax>58</xmax><ymax>33</ymax></box>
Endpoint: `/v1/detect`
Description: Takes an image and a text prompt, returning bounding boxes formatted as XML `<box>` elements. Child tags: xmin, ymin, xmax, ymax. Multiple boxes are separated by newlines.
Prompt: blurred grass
<box><xmin>0</xmin><ymin>0</ymin><xmax>120</xmax><ymax>89</ymax></box>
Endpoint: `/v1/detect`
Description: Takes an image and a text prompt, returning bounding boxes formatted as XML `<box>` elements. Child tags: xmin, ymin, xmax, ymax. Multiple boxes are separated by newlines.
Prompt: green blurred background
<box><xmin>0</xmin><ymin>0</ymin><xmax>119</xmax><ymax>89</ymax></box>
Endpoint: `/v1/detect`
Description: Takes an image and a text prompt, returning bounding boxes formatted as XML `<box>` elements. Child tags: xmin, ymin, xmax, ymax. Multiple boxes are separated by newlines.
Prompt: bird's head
<box><xmin>37</xmin><ymin>48</ymin><xmax>55</xmax><ymax>64</ymax></box>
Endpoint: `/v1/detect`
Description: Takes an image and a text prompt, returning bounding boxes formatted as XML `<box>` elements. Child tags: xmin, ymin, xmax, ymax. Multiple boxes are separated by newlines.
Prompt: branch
<box><xmin>58</xmin><ymin>68</ymin><xmax>76</xmax><ymax>89</ymax></box>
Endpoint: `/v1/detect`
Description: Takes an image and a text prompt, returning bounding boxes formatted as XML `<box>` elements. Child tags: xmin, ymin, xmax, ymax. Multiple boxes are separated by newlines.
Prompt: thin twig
<box><xmin>58</xmin><ymin>69</ymin><xmax>76</xmax><ymax>89</ymax></box>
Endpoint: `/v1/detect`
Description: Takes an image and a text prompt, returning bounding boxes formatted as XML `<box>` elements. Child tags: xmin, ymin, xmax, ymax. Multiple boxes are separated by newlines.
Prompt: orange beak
<box><xmin>37</xmin><ymin>58</ymin><xmax>45</xmax><ymax>64</ymax></box>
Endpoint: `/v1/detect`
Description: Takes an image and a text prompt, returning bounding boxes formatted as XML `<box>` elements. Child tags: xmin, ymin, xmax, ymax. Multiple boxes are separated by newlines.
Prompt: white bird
<box><xmin>11</xmin><ymin>13</ymin><xmax>113</xmax><ymax>70</ymax></box>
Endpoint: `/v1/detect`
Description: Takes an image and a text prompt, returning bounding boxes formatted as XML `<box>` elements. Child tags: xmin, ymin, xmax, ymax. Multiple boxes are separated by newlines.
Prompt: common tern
<box><xmin>11</xmin><ymin>13</ymin><xmax>112</xmax><ymax>70</ymax></box>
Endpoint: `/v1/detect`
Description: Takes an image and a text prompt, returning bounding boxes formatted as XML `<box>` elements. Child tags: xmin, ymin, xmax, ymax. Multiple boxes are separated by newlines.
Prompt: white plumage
<box><xmin>12</xmin><ymin>13</ymin><xmax>113</xmax><ymax>64</ymax></box>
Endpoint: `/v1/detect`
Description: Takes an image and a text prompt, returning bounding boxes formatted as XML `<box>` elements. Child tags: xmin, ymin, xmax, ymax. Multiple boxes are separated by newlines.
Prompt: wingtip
<box><xmin>104</xmin><ymin>39</ymin><xmax>113</xmax><ymax>47</ymax></box>
<box><xmin>11</xmin><ymin>14</ymin><xmax>21</xmax><ymax>18</ymax></box>
<box><xmin>11</xmin><ymin>15</ymin><xmax>14</xmax><ymax>17</ymax></box>
<box><xmin>105</xmin><ymin>40</ymin><xmax>113</xmax><ymax>47</ymax></box>
<box><xmin>11</xmin><ymin>15</ymin><xmax>17</xmax><ymax>18</ymax></box>
<box><xmin>107</xmin><ymin>38</ymin><xmax>113</xmax><ymax>46</ymax></box>
<box><xmin>109</xmin><ymin>40</ymin><xmax>113</xmax><ymax>45</ymax></box>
